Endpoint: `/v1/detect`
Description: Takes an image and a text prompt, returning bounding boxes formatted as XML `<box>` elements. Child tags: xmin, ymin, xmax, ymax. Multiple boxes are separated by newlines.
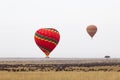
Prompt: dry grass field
<box><xmin>0</xmin><ymin>58</ymin><xmax>120</xmax><ymax>80</ymax></box>
<box><xmin>0</xmin><ymin>71</ymin><xmax>120</xmax><ymax>80</ymax></box>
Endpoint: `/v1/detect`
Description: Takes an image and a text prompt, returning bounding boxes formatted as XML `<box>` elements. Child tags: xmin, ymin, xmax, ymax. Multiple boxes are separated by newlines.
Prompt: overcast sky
<box><xmin>0</xmin><ymin>0</ymin><xmax>120</xmax><ymax>58</ymax></box>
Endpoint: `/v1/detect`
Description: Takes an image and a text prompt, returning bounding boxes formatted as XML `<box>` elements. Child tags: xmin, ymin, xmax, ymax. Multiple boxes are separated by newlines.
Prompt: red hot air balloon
<box><xmin>86</xmin><ymin>25</ymin><xmax>97</xmax><ymax>38</ymax></box>
<box><xmin>34</xmin><ymin>28</ymin><xmax>60</xmax><ymax>58</ymax></box>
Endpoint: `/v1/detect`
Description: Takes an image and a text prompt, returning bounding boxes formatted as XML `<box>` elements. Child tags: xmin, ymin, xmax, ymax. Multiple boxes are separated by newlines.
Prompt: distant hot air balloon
<box><xmin>34</xmin><ymin>28</ymin><xmax>60</xmax><ymax>58</ymax></box>
<box><xmin>86</xmin><ymin>25</ymin><xmax>97</xmax><ymax>38</ymax></box>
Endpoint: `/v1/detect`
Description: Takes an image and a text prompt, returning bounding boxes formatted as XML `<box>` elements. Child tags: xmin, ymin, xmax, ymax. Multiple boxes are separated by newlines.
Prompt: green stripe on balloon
<box><xmin>35</xmin><ymin>33</ymin><xmax>58</xmax><ymax>44</ymax></box>
<box><xmin>38</xmin><ymin>46</ymin><xmax>51</xmax><ymax>53</ymax></box>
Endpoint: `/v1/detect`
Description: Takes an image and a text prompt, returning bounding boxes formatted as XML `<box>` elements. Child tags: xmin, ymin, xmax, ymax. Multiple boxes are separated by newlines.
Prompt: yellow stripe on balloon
<box><xmin>45</xmin><ymin>29</ymin><xmax>59</xmax><ymax>34</ymax></box>
<box><xmin>35</xmin><ymin>36</ymin><xmax>57</xmax><ymax>45</ymax></box>
<box><xmin>87</xmin><ymin>30</ymin><xmax>96</xmax><ymax>32</ymax></box>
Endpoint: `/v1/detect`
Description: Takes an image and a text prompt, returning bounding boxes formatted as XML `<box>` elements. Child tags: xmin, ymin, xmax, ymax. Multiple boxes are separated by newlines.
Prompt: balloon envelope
<box><xmin>86</xmin><ymin>25</ymin><xmax>97</xmax><ymax>38</ymax></box>
<box><xmin>34</xmin><ymin>28</ymin><xmax>60</xmax><ymax>58</ymax></box>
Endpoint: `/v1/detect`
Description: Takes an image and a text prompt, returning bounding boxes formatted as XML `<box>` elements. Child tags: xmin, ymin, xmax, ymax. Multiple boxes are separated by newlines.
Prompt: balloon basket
<box><xmin>45</xmin><ymin>56</ymin><xmax>50</xmax><ymax>58</ymax></box>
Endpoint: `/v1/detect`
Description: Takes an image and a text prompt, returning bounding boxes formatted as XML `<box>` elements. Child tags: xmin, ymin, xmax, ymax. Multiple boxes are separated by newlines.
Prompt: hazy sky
<box><xmin>0</xmin><ymin>0</ymin><xmax>120</xmax><ymax>58</ymax></box>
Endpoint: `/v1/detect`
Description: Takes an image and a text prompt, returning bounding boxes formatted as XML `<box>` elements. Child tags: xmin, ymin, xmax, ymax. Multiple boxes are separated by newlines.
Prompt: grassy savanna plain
<box><xmin>0</xmin><ymin>72</ymin><xmax>120</xmax><ymax>80</ymax></box>
<box><xmin>0</xmin><ymin>58</ymin><xmax>120</xmax><ymax>80</ymax></box>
